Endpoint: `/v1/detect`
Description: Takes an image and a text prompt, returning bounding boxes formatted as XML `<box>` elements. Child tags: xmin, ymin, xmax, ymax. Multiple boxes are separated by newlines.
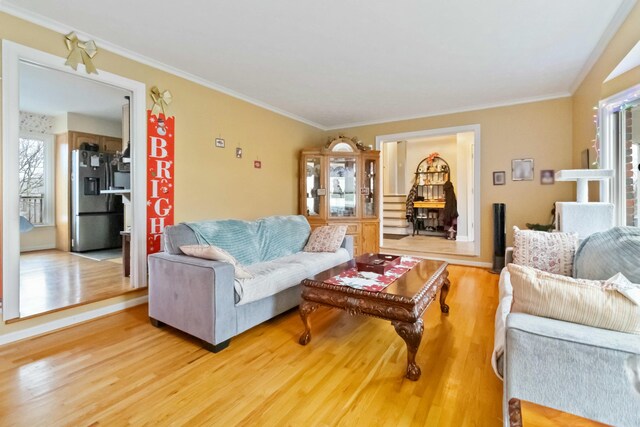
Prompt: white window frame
<box><xmin>18</xmin><ymin>131</ymin><xmax>55</xmax><ymax>227</ymax></box>
<box><xmin>598</xmin><ymin>82</ymin><xmax>640</xmax><ymax>225</ymax></box>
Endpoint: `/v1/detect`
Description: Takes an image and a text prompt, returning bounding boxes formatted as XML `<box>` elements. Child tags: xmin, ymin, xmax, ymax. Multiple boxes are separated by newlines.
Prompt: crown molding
<box><xmin>0</xmin><ymin>0</ymin><xmax>624</xmax><ymax>132</ymax></box>
<box><xmin>326</xmin><ymin>92</ymin><xmax>571</xmax><ymax>131</ymax></box>
<box><xmin>0</xmin><ymin>2</ymin><xmax>327</xmax><ymax>130</ymax></box>
<box><xmin>569</xmin><ymin>0</ymin><xmax>638</xmax><ymax>94</ymax></box>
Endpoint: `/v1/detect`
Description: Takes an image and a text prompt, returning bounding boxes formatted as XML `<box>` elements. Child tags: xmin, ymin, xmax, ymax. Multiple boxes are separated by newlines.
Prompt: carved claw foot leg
<box><xmin>508</xmin><ymin>398</ymin><xmax>523</xmax><ymax>427</ymax></box>
<box><xmin>392</xmin><ymin>319</ymin><xmax>424</xmax><ymax>381</ymax></box>
<box><xmin>298</xmin><ymin>300</ymin><xmax>318</xmax><ymax>345</ymax></box>
<box><xmin>440</xmin><ymin>273</ymin><xmax>451</xmax><ymax>314</ymax></box>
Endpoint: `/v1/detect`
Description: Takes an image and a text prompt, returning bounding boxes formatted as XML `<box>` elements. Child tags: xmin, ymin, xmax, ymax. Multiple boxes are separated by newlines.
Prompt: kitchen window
<box><xmin>19</xmin><ymin>132</ymin><xmax>55</xmax><ymax>226</ymax></box>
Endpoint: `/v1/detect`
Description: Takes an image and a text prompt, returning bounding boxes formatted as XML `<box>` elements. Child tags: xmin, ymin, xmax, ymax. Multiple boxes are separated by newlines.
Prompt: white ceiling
<box><xmin>4</xmin><ymin>0</ymin><xmax>636</xmax><ymax>129</ymax></box>
<box><xmin>19</xmin><ymin>61</ymin><xmax>130</xmax><ymax>121</ymax></box>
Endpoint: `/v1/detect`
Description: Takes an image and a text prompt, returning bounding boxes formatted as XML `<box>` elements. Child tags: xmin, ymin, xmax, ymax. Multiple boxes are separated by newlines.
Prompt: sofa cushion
<box><xmin>185</xmin><ymin>215</ymin><xmax>311</xmax><ymax>266</ymax></box>
<box><xmin>234</xmin><ymin>248</ymin><xmax>351</xmax><ymax>305</ymax></box>
<box><xmin>256</xmin><ymin>215</ymin><xmax>311</xmax><ymax>261</ymax></box>
<box><xmin>574</xmin><ymin>226</ymin><xmax>640</xmax><ymax>282</ymax></box>
<box><xmin>508</xmin><ymin>263</ymin><xmax>640</xmax><ymax>334</ymax></box>
<box><xmin>303</xmin><ymin>225</ymin><xmax>347</xmax><ymax>253</ymax></box>
<box><xmin>512</xmin><ymin>226</ymin><xmax>578</xmax><ymax>276</ymax></box>
<box><xmin>180</xmin><ymin>244</ymin><xmax>253</xmax><ymax>279</ymax></box>
<box><xmin>186</xmin><ymin>219</ymin><xmax>261</xmax><ymax>265</ymax></box>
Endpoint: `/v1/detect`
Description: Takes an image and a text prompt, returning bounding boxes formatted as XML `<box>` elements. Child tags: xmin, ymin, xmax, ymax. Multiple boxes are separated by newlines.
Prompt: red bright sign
<box><xmin>147</xmin><ymin>111</ymin><xmax>175</xmax><ymax>254</ymax></box>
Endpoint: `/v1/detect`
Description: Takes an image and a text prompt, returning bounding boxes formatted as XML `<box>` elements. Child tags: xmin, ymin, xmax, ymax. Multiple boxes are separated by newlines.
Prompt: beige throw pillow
<box><xmin>512</xmin><ymin>226</ymin><xmax>578</xmax><ymax>276</ymax></box>
<box><xmin>180</xmin><ymin>245</ymin><xmax>253</xmax><ymax>279</ymax></box>
<box><xmin>303</xmin><ymin>225</ymin><xmax>347</xmax><ymax>253</ymax></box>
<box><xmin>508</xmin><ymin>263</ymin><xmax>640</xmax><ymax>334</ymax></box>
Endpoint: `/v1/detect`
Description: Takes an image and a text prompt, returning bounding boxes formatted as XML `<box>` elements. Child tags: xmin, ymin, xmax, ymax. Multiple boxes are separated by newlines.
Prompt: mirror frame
<box><xmin>2</xmin><ymin>40</ymin><xmax>148</xmax><ymax>321</ymax></box>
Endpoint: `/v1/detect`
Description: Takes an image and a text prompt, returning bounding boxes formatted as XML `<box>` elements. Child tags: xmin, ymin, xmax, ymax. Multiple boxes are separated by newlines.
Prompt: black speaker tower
<box><xmin>492</xmin><ymin>203</ymin><xmax>506</xmax><ymax>273</ymax></box>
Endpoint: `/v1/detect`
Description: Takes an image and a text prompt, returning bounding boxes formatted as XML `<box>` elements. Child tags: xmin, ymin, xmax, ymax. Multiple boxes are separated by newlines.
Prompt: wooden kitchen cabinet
<box><xmin>101</xmin><ymin>136</ymin><xmax>124</xmax><ymax>153</ymax></box>
<box><xmin>69</xmin><ymin>131</ymin><xmax>100</xmax><ymax>150</ymax></box>
<box><xmin>69</xmin><ymin>131</ymin><xmax>122</xmax><ymax>153</ymax></box>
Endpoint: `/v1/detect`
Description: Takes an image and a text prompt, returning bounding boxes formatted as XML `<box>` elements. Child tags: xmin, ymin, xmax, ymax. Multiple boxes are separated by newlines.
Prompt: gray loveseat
<box><xmin>148</xmin><ymin>215</ymin><xmax>353</xmax><ymax>352</ymax></box>
<box><xmin>494</xmin><ymin>248</ymin><xmax>640</xmax><ymax>426</ymax></box>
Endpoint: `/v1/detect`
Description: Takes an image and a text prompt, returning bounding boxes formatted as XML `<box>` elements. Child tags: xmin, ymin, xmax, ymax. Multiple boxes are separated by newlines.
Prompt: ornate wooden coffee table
<box><xmin>298</xmin><ymin>258</ymin><xmax>450</xmax><ymax>381</ymax></box>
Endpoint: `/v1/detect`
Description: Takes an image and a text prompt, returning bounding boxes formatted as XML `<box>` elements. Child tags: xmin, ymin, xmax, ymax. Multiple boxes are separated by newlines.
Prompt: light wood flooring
<box><xmin>19</xmin><ymin>250</ymin><xmax>133</xmax><ymax>319</ymax></box>
<box><xmin>0</xmin><ymin>265</ymin><xmax>511</xmax><ymax>426</ymax></box>
<box><xmin>382</xmin><ymin>234</ymin><xmax>477</xmax><ymax>257</ymax></box>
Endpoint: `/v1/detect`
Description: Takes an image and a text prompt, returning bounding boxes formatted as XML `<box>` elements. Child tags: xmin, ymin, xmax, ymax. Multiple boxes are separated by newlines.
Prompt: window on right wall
<box><xmin>599</xmin><ymin>87</ymin><xmax>640</xmax><ymax>226</ymax></box>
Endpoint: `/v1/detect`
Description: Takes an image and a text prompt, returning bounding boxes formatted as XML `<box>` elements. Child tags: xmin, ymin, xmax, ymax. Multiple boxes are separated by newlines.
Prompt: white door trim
<box><xmin>2</xmin><ymin>40</ymin><xmax>147</xmax><ymax>321</ymax></box>
<box><xmin>375</xmin><ymin>124</ymin><xmax>481</xmax><ymax>257</ymax></box>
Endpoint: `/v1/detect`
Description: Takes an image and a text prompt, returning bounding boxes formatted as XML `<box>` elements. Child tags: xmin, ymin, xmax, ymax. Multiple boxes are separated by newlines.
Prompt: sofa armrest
<box><xmin>148</xmin><ymin>252</ymin><xmax>237</xmax><ymax>345</ymax></box>
<box><xmin>341</xmin><ymin>235</ymin><xmax>354</xmax><ymax>258</ymax></box>
<box><xmin>504</xmin><ymin>313</ymin><xmax>640</xmax><ymax>426</ymax></box>
<box><xmin>505</xmin><ymin>247</ymin><xmax>513</xmax><ymax>264</ymax></box>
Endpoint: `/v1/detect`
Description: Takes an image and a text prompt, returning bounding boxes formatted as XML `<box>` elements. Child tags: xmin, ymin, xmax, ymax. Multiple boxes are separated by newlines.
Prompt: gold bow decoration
<box><xmin>64</xmin><ymin>32</ymin><xmax>98</xmax><ymax>74</ymax></box>
<box><xmin>150</xmin><ymin>87</ymin><xmax>173</xmax><ymax>116</ymax></box>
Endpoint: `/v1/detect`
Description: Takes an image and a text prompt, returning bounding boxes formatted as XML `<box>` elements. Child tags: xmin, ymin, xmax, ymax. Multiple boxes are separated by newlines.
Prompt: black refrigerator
<box><xmin>70</xmin><ymin>149</ymin><xmax>124</xmax><ymax>252</ymax></box>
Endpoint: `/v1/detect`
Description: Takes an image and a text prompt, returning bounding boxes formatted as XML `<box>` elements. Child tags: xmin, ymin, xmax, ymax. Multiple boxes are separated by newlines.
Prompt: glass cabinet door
<box><xmin>304</xmin><ymin>156</ymin><xmax>323</xmax><ymax>217</ymax></box>
<box><xmin>329</xmin><ymin>157</ymin><xmax>357</xmax><ymax>218</ymax></box>
<box><xmin>362</xmin><ymin>157</ymin><xmax>378</xmax><ymax>217</ymax></box>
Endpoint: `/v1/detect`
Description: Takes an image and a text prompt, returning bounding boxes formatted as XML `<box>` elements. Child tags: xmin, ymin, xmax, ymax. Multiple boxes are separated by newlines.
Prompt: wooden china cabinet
<box><xmin>299</xmin><ymin>136</ymin><xmax>381</xmax><ymax>256</ymax></box>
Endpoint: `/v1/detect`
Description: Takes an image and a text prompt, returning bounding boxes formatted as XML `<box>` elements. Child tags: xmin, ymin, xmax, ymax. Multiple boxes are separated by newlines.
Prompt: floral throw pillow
<box><xmin>303</xmin><ymin>225</ymin><xmax>347</xmax><ymax>253</ymax></box>
<box><xmin>512</xmin><ymin>226</ymin><xmax>578</xmax><ymax>276</ymax></box>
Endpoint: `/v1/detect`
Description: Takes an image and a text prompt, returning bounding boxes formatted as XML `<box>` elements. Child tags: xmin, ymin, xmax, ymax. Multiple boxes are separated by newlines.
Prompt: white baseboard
<box><xmin>0</xmin><ymin>295</ymin><xmax>148</xmax><ymax>346</ymax></box>
<box><xmin>20</xmin><ymin>243</ymin><xmax>56</xmax><ymax>252</ymax></box>
<box><xmin>455</xmin><ymin>235</ymin><xmax>471</xmax><ymax>242</ymax></box>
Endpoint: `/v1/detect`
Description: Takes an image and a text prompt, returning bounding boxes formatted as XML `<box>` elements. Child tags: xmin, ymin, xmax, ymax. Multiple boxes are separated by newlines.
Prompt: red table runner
<box><xmin>324</xmin><ymin>256</ymin><xmax>421</xmax><ymax>292</ymax></box>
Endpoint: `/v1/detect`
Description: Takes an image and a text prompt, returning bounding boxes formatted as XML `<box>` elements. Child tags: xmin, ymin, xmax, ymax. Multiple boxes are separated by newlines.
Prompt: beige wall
<box><xmin>572</xmin><ymin>3</ymin><xmax>640</xmax><ymax>172</ymax></box>
<box><xmin>67</xmin><ymin>112</ymin><xmax>122</xmax><ymax>138</ymax></box>
<box><xmin>405</xmin><ymin>136</ymin><xmax>458</xmax><ymax>194</ymax></box>
<box><xmin>329</xmin><ymin>97</ymin><xmax>575</xmax><ymax>262</ymax></box>
<box><xmin>0</xmin><ymin>12</ymin><xmax>323</xmax><ymax>335</ymax></box>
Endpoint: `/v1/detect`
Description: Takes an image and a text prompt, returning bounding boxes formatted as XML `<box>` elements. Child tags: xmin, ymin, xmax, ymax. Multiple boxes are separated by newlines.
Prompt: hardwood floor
<box><xmin>0</xmin><ymin>265</ymin><xmax>505</xmax><ymax>425</ymax></box>
<box><xmin>19</xmin><ymin>250</ymin><xmax>133</xmax><ymax>319</ymax></box>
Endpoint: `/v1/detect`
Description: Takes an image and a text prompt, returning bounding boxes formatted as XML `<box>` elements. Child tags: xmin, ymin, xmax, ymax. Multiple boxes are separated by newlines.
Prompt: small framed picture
<box><xmin>540</xmin><ymin>169</ymin><xmax>555</xmax><ymax>185</ymax></box>
<box><xmin>512</xmin><ymin>158</ymin><xmax>534</xmax><ymax>181</ymax></box>
<box><xmin>493</xmin><ymin>171</ymin><xmax>506</xmax><ymax>186</ymax></box>
<box><xmin>236</xmin><ymin>147</ymin><xmax>243</xmax><ymax>159</ymax></box>
<box><xmin>215</xmin><ymin>138</ymin><xmax>225</xmax><ymax>148</ymax></box>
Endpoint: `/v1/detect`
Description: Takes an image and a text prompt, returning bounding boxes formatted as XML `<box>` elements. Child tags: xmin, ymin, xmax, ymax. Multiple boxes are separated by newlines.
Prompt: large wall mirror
<box><xmin>2</xmin><ymin>41</ymin><xmax>148</xmax><ymax>321</ymax></box>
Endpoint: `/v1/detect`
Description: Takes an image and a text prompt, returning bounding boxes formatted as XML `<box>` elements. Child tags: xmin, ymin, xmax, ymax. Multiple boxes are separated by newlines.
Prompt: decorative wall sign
<box><xmin>215</xmin><ymin>138</ymin><xmax>225</xmax><ymax>148</ymax></box>
<box><xmin>147</xmin><ymin>111</ymin><xmax>175</xmax><ymax>254</ymax></box>
<box><xmin>254</xmin><ymin>160</ymin><xmax>262</xmax><ymax>168</ymax></box>
<box><xmin>64</xmin><ymin>32</ymin><xmax>98</xmax><ymax>74</ymax></box>
<box><xmin>236</xmin><ymin>147</ymin><xmax>243</xmax><ymax>158</ymax></box>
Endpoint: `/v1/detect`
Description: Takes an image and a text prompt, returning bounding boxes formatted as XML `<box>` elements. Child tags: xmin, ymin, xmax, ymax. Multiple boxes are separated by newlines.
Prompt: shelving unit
<box><xmin>412</xmin><ymin>156</ymin><xmax>450</xmax><ymax>236</ymax></box>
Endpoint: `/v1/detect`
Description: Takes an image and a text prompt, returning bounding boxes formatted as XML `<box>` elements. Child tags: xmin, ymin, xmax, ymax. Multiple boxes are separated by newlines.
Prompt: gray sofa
<box><xmin>494</xmin><ymin>249</ymin><xmax>640</xmax><ymax>426</ymax></box>
<box><xmin>148</xmin><ymin>216</ymin><xmax>353</xmax><ymax>352</ymax></box>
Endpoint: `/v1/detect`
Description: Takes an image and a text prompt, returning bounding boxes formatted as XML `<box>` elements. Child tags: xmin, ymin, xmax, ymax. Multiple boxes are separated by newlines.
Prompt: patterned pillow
<box><xmin>508</xmin><ymin>264</ymin><xmax>640</xmax><ymax>334</ymax></box>
<box><xmin>304</xmin><ymin>225</ymin><xmax>347</xmax><ymax>253</ymax></box>
<box><xmin>180</xmin><ymin>245</ymin><xmax>253</xmax><ymax>279</ymax></box>
<box><xmin>512</xmin><ymin>226</ymin><xmax>578</xmax><ymax>276</ymax></box>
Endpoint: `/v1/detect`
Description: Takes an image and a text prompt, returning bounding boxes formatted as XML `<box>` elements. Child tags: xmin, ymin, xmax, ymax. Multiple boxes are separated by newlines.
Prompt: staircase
<box><xmin>382</xmin><ymin>195</ymin><xmax>410</xmax><ymax>235</ymax></box>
